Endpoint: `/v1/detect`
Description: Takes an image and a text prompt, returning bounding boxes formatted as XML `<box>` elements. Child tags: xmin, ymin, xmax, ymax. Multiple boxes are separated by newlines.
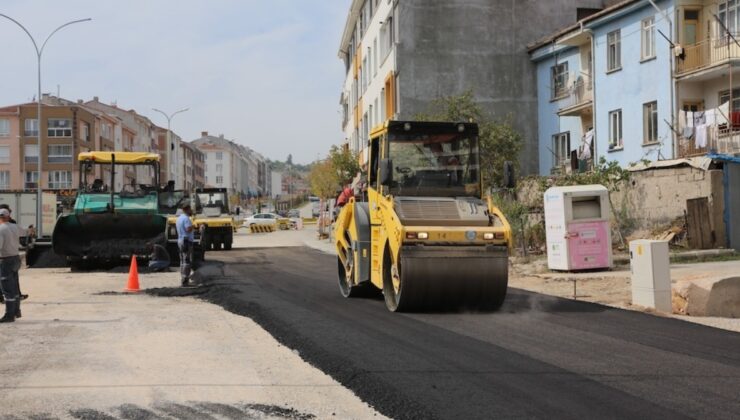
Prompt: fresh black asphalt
<box><xmin>184</xmin><ymin>247</ymin><xmax>740</xmax><ymax>420</ymax></box>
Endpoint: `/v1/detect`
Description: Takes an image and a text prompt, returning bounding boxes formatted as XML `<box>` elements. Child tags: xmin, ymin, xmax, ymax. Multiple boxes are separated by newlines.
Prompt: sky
<box><xmin>0</xmin><ymin>0</ymin><xmax>351</xmax><ymax>165</ymax></box>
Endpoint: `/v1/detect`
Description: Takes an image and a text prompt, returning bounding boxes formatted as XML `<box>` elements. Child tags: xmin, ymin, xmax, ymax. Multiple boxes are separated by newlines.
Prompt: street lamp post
<box><xmin>0</xmin><ymin>14</ymin><xmax>91</xmax><ymax>238</ymax></box>
<box><xmin>152</xmin><ymin>108</ymin><xmax>189</xmax><ymax>187</ymax></box>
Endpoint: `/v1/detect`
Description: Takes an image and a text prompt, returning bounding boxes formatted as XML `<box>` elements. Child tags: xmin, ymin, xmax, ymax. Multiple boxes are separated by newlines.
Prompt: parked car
<box><xmin>288</xmin><ymin>209</ymin><xmax>300</xmax><ymax>218</ymax></box>
<box><xmin>245</xmin><ymin>213</ymin><xmax>279</xmax><ymax>226</ymax></box>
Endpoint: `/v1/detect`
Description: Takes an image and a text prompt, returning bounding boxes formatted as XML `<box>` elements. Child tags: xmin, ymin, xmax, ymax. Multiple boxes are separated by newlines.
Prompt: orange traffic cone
<box><xmin>125</xmin><ymin>255</ymin><xmax>141</xmax><ymax>293</ymax></box>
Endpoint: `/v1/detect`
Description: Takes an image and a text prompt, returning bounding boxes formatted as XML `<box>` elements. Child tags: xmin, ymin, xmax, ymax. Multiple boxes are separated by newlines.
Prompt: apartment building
<box><xmin>192</xmin><ymin>132</ymin><xmax>246</xmax><ymax>197</ymax></box>
<box><xmin>191</xmin><ymin>131</ymin><xmax>271</xmax><ymax>199</ymax></box>
<box><xmin>180</xmin><ymin>141</ymin><xmax>205</xmax><ymax>191</ymax></box>
<box><xmin>338</xmin><ymin>0</ymin><xmax>613</xmax><ymax>175</ymax></box>
<box><xmin>0</xmin><ymin>105</ymin><xmax>21</xmax><ymax>189</ymax></box>
<box><xmin>13</xmin><ymin>98</ymin><xmax>101</xmax><ymax>191</ymax></box>
<box><xmin>530</xmin><ymin>0</ymin><xmax>674</xmax><ymax>174</ymax></box>
<box><xmin>85</xmin><ymin>97</ymin><xmax>159</xmax><ymax>186</ymax></box>
<box><xmin>674</xmin><ymin>0</ymin><xmax>740</xmax><ymax>158</ymax></box>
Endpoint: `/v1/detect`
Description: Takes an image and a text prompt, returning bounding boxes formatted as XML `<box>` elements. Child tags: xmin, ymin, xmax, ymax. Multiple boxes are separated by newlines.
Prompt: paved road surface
<box><xmin>198</xmin><ymin>247</ymin><xmax>740</xmax><ymax>420</ymax></box>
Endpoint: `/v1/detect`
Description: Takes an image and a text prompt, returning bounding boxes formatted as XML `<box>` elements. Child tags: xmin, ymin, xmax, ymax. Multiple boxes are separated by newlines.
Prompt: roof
<box><xmin>527</xmin><ymin>0</ymin><xmax>641</xmax><ymax>53</ymax></box>
<box><xmin>545</xmin><ymin>185</ymin><xmax>609</xmax><ymax>194</ymax></box>
<box><xmin>338</xmin><ymin>0</ymin><xmax>364</xmax><ymax>57</ymax></box>
<box><xmin>78</xmin><ymin>151</ymin><xmax>160</xmax><ymax>164</ymax></box>
<box><xmin>628</xmin><ymin>157</ymin><xmax>714</xmax><ymax>172</ymax></box>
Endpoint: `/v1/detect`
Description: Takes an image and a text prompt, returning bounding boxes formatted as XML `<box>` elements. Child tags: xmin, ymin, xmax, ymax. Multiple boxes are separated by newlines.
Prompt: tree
<box><xmin>329</xmin><ymin>145</ymin><xmax>360</xmax><ymax>186</ymax></box>
<box><xmin>309</xmin><ymin>159</ymin><xmax>337</xmax><ymax>200</ymax></box>
<box><xmin>286</xmin><ymin>154</ymin><xmax>293</xmax><ymax>165</ymax></box>
<box><xmin>415</xmin><ymin>90</ymin><xmax>523</xmax><ymax>189</ymax></box>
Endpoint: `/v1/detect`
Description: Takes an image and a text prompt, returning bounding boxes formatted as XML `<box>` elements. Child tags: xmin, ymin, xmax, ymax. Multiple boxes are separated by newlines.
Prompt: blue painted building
<box><xmin>530</xmin><ymin>0</ymin><xmax>675</xmax><ymax>175</ymax></box>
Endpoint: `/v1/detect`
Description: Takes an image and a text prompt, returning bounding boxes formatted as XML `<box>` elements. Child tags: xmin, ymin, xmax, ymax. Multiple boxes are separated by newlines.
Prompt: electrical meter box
<box><xmin>544</xmin><ymin>185</ymin><xmax>612</xmax><ymax>271</ymax></box>
<box><xmin>629</xmin><ymin>240</ymin><xmax>672</xmax><ymax>312</ymax></box>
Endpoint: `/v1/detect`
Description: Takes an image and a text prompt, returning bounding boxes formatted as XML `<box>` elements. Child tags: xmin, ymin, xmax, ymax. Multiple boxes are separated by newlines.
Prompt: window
<box><xmin>48</xmin><ymin>170</ymin><xmax>72</xmax><ymax>189</ymax></box>
<box><xmin>643</xmin><ymin>101</ymin><xmax>659</xmax><ymax>144</ymax></box>
<box><xmin>607</xmin><ymin>30</ymin><xmax>621</xmax><ymax>72</ymax></box>
<box><xmin>48</xmin><ymin>118</ymin><xmax>72</xmax><ymax>137</ymax></box>
<box><xmin>641</xmin><ymin>17</ymin><xmax>655</xmax><ymax>60</ymax></box>
<box><xmin>380</xmin><ymin>15</ymin><xmax>394</xmax><ymax>61</ymax></box>
<box><xmin>552</xmin><ymin>133</ymin><xmax>571</xmax><ymax>167</ymax></box>
<box><xmin>0</xmin><ymin>171</ymin><xmax>9</xmax><ymax>189</ymax></box>
<box><xmin>719</xmin><ymin>2</ymin><xmax>739</xmax><ymax>37</ymax></box>
<box><xmin>101</xmin><ymin>123</ymin><xmax>111</xmax><ymax>140</ymax></box>
<box><xmin>0</xmin><ymin>119</ymin><xmax>9</xmax><ymax>137</ymax></box>
<box><xmin>80</xmin><ymin>122</ymin><xmax>90</xmax><ymax>142</ymax></box>
<box><xmin>25</xmin><ymin>171</ymin><xmax>39</xmax><ymax>189</ymax></box>
<box><xmin>373</xmin><ymin>37</ymin><xmax>379</xmax><ymax>76</ymax></box>
<box><xmin>216</xmin><ymin>176</ymin><xmax>224</xmax><ymax>184</ymax></box>
<box><xmin>719</xmin><ymin>89</ymin><xmax>740</xmax><ymax>112</ymax></box>
<box><xmin>216</xmin><ymin>164</ymin><xmax>223</xmax><ymax>173</ymax></box>
<box><xmin>216</xmin><ymin>152</ymin><xmax>223</xmax><ymax>160</ymax></box>
<box><xmin>0</xmin><ymin>146</ymin><xmax>8</xmax><ymax>164</ymax></box>
<box><xmin>24</xmin><ymin>119</ymin><xmax>38</xmax><ymax>137</ymax></box>
<box><xmin>48</xmin><ymin>144</ymin><xmax>73</xmax><ymax>163</ymax></box>
<box><xmin>551</xmin><ymin>62</ymin><xmax>569</xmax><ymax>99</ymax></box>
<box><xmin>24</xmin><ymin>144</ymin><xmax>39</xmax><ymax>163</ymax></box>
<box><xmin>609</xmin><ymin>110</ymin><xmax>623</xmax><ymax>150</ymax></box>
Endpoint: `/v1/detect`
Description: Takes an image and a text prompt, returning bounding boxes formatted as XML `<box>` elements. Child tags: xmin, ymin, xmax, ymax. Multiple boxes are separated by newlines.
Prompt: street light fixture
<box><xmin>152</xmin><ymin>107</ymin><xmax>189</xmax><ymax>186</ymax></box>
<box><xmin>0</xmin><ymin>14</ymin><xmax>91</xmax><ymax>238</ymax></box>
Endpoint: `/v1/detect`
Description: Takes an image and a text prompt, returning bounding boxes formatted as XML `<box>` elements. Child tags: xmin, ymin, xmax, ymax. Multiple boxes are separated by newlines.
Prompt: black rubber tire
<box><xmin>338</xmin><ymin>256</ymin><xmax>353</xmax><ymax>298</ymax></box>
<box><xmin>213</xmin><ymin>239</ymin><xmax>222</xmax><ymax>251</ymax></box>
<box><xmin>224</xmin><ymin>231</ymin><xmax>233</xmax><ymax>250</ymax></box>
<box><xmin>383</xmin><ymin>247</ymin><xmax>410</xmax><ymax>312</ymax></box>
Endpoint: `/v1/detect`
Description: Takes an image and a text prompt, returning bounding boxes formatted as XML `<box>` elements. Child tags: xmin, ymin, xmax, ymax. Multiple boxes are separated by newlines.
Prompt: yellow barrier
<box><xmin>250</xmin><ymin>224</ymin><xmax>276</xmax><ymax>234</ymax></box>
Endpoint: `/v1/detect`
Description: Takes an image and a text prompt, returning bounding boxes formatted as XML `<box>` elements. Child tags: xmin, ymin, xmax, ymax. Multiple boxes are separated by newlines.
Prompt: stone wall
<box><xmin>517</xmin><ymin>165</ymin><xmax>726</xmax><ymax>246</ymax></box>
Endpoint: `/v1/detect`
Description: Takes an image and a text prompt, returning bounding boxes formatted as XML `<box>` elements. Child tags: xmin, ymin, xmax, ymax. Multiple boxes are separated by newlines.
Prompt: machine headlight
<box><xmin>483</xmin><ymin>233</ymin><xmax>495</xmax><ymax>240</ymax></box>
<box><xmin>417</xmin><ymin>232</ymin><xmax>429</xmax><ymax>240</ymax></box>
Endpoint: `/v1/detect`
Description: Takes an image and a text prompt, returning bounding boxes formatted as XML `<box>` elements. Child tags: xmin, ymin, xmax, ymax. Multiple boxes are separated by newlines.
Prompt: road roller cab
<box><xmin>334</xmin><ymin>121</ymin><xmax>512</xmax><ymax>312</ymax></box>
<box><xmin>193</xmin><ymin>188</ymin><xmax>236</xmax><ymax>250</ymax></box>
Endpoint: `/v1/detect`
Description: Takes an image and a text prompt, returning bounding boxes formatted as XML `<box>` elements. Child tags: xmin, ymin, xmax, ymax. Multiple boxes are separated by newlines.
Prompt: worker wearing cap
<box><xmin>0</xmin><ymin>208</ymin><xmax>22</xmax><ymax>322</ymax></box>
<box><xmin>176</xmin><ymin>203</ymin><xmax>195</xmax><ymax>287</ymax></box>
<box><xmin>0</xmin><ymin>204</ymin><xmax>28</xmax><ymax>302</ymax></box>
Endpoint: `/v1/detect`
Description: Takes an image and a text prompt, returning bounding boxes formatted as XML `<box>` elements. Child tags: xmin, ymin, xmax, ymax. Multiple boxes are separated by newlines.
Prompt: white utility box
<box><xmin>544</xmin><ymin>185</ymin><xmax>612</xmax><ymax>271</ymax></box>
<box><xmin>629</xmin><ymin>240</ymin><xmax>672</xmax><ymax>312</ymax></box>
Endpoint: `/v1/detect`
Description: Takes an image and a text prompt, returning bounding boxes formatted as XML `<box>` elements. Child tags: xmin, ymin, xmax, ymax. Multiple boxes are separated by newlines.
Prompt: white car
<box><xmin>245</xmin><ymin>213</ymin><xmax>279</xmax><ymax>226</ymax></box>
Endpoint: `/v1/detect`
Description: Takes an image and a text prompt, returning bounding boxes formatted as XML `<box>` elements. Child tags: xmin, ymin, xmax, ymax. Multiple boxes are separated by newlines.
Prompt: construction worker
<box><xmin>146</xmin><ymin>242</ymin><xmax>171</xmax><ymax>273</ymax></box>
<box><xmin>0</xmin><ymin>204</ymin><xmax>28</xmax><ymax>302</ymax></box>
<box><xmin>0</xmin><ymin>208</ymin><xmax>22</xmax><ymax>323</ymax></box>
<box><xmin>176</xmin><ymin>203</ymin><xmax>195</xmax><ymax>287</ymax></box>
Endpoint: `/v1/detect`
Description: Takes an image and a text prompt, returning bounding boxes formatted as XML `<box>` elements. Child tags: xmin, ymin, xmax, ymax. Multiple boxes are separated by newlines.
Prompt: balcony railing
<box><xmin>556</xmin><ymin>72</ymin><xmax>593</xmax><ymax>115</ymax></box>
<box><xmin>678</xmin><ymin>124</ymin><xmax>740</xmax><ymax>158</ymax></box>
<box><xmin>677</xmin><ymin>37</ymin><xmax>740</xmax><ymax>75</ymax></box>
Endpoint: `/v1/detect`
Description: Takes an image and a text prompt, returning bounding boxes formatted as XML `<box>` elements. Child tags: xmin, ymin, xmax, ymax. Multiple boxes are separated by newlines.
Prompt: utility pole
<box><xmin>152</xmin><ymin>107</ymin><xmax>189</xmax><ymax>186</ymax></box>
<box><xmin>0</xmin><ymin>14</ymin><xmax>91</xmax><ymax>238</ymax></box>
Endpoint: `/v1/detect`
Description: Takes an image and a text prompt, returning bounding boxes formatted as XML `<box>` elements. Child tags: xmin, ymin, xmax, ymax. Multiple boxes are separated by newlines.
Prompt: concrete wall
<box><xmin>610</xmin><ymin>167</ymin><xmax>724</xmax><ymax>241</ymax></box>
<box><xmin>518</xmin><ymin>164</ymin><xmax>727</xmax><ymax>248</ymax></box>
<box><xmin>725</xmin><ymin>163</ymin><xmax>740</xmax><ymax>250</ymax></box>
<box><xmin>395</xmin><ymin>0</ymin><xmax>608</xmax><ymax>176</ymax></box>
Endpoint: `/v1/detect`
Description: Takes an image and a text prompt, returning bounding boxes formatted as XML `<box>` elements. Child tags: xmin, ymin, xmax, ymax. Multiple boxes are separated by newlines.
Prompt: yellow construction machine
<box><xmin>334</xmin><ymin>121</ymin><xmax>512</xmax><ymax>312</ymax></box>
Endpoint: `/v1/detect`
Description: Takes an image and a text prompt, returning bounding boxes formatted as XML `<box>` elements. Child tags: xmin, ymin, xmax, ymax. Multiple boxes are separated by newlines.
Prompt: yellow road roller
<box><xmin>334</xmin><ymin>121</ymin><xmax>512</xmax><ymax>312</ymax></box>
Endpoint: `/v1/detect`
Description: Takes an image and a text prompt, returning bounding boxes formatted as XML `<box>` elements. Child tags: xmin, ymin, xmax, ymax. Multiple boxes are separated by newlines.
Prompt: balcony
<box><xmin>677</xmin><ymin>37</ymin><xmax>740</xmax><ymax>77</ymax></box>
<box><xmin>557</xmin><ymin>73</ymin><xmax>593</xmax><ymax>117</ymax></box>
<box><xmin>678</xmin><ymin>124</ymin><xmax>740</xmax><ymax>158</ymax></box>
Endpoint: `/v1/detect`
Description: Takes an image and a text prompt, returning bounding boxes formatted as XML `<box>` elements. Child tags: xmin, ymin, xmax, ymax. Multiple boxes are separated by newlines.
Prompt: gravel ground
<box><xmin>0</xmin><ymin>263</ymin><xmax>386</xmax><ymax>420</ymax></box>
